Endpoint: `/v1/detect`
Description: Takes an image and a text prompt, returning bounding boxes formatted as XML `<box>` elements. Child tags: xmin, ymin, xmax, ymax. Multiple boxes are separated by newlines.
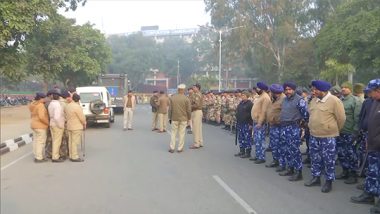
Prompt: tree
<box><xmin>316</xmin><ymin>0</ymin><xmax>380</xmax><ymax>83</ymax></box>
<box><xmin>0</xmin><ymin>0</ymin><xmax>86</xmax><ymax>81</ymax></box>
<box><xmin>320</xmin><ymin>59</ymin><xmax>355</xmax><ymax>85</ymax></box>
<box><xmin>25</xmin><ymin>14</ymin><xmax>111</xmax><ymax>89</ymax></box>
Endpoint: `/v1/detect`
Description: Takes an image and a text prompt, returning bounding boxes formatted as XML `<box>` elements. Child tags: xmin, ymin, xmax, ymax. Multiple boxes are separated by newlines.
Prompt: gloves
<box><xmin>169</xmin><ymin>120</ymin><xmax>172</xmax><ymax>124</ymax></box>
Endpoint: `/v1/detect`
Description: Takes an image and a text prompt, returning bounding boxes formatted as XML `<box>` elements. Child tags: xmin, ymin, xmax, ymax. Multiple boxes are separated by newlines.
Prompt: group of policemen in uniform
<box><xmin>199</xmin><ymin>79</ymin><xmax>380</xmax><ymax>214</ymax></box>
<box><xmin>29</xmin><ymin>88</ymin><xmax>86</xmax><ymax>163</ymax></box>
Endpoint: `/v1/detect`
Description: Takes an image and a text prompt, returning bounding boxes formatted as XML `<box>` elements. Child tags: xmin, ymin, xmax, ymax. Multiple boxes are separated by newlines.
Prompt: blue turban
<box><xmin>35</xmin><ymin>92</ymin><xmax>46</xmax><ymax>100</ymax></box>
<box><xmin>283</xmin><ymin>82</ymin><xmax>297</xmax><ymax>90</ymax></box>
<box><xmin>257</xmin><ymin>82</ymin><xmax>269</xmax><ymax>91</ymax></box>
<box><xmin>270</xmin><ymin>84</ymin><xmax>284</xmax><ymax>94</ymax></box>
<box><xmin>311</xmin><ymin>80</ymin><xmax>332</xmax><ymax>92</ymax></box>
<box><xmin>366</xmin><ymin>79</ymin><xmax>380</xmax><ymax>91</ymax></box>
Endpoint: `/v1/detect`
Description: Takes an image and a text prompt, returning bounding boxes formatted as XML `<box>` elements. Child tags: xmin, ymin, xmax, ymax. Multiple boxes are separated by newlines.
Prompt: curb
<box><xmin>0</xmin><ymin>133</ymin><xmax>33</xmax><ymax>156</ymax></box>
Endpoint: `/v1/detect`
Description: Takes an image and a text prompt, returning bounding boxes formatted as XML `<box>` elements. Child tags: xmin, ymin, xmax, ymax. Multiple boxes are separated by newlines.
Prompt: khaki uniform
<box><xmin>168</xmin><ymin>93</ymin><xmax>191</xmax><ymax>151</ymax></box>
<box><xmin>190</xmin><ymin>92</ymin><xmax>203</xmax><ymax>147</ymax></box>
<box><xmin>150</xmin><ymin>95</ymin><xmax>159</xmax><ymax>129</ymax></box>
<box><xmin>157</xmin><ymin>95</ymin><xmax>169</xmax><ymax>131</ymax></box>
<box><xmin>48</xmin><ymin>100</ymin><xmax>65</xmax><ymax>160</ymax></box>
<box><xmin>65</xmin><ymin>101</ymin><xmax>86</xmax><ymax>160</ymax></box>
<box><xmin>29</xmin><ymin>100</ymin><xmax>49</xmax><ymax>160</ymax></box>
<box><xmin>123</xmin><ymin>95</ymin><xmax>136</xmax><ymax>129</ymax></box>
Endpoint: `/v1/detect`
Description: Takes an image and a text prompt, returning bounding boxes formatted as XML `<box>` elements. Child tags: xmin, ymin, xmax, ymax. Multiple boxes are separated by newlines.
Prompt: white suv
<box><xmin>76</xmin><ymin>86</ymin><xmax>115</xmax><ymax>128</ymax></box>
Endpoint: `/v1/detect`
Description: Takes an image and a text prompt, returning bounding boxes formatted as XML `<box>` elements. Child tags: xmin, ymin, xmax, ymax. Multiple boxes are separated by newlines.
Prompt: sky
<box><xmin>60</xmin><ymin>0</ymin><xmax>211</xmax><ymax>35</ymax></box>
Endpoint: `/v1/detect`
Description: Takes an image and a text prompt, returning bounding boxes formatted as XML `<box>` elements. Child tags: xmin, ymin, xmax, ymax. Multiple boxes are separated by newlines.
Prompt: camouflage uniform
<box><xmin>207</xmin><ymin>94</ymin><xmax>216</xmax><ymax>122</ymax></box>
<box><xmin>214</xmin><ymin>94</ymin><xmax>222</xmax><ymax>124</ymax></box>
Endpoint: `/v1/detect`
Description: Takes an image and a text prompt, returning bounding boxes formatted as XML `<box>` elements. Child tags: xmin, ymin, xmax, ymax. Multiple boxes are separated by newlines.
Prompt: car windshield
<box><xmin>80</xmin><ymin>92</ymin><xmax>102</xmax><ymax>103</ymax></box>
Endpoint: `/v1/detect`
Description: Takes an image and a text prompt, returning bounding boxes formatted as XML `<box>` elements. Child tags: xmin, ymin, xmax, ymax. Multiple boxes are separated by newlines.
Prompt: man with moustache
<box><xmin>266</xmin><ymin>84</ymin><xmax>286</xmax><ymax>169</ymax></box>
<box><xmin>279</xmin><ymin>82</ymin><xmax>309</xmax><ymax>182</ymax></box>
<box><xmin>335</xmin><ymin>81</ymin><xmax>362</xmax><ymax>184</ymax></box>
<box><xmin>305</xmin><ymin>80</ymin><xmax>345</xmax><ymax>193</ymax></box>
<box><xmin>250</xmin><ymin>82</ymin><xmax>271</xmax><ymax>162</ymax></box>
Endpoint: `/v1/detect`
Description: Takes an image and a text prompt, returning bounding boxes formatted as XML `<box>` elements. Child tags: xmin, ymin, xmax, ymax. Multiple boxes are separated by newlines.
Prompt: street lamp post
<box><xmin>200</xmin><ymin>25</ymin><xmax>244</xmax><ymax>92</ymax></box>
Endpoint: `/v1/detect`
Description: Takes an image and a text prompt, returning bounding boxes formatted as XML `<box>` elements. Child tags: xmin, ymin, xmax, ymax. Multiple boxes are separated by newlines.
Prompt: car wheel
<box><xmin>104</xmin><ymin>122</ymin><xmax>110</xmax><ymax>128</ymax></box>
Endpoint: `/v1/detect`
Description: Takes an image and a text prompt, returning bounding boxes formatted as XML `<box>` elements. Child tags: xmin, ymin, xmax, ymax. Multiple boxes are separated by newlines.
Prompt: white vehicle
<box><xmin>76</xmin><ymin>86</ymin><xmax>115</xmax><ymax>128</ymax></box>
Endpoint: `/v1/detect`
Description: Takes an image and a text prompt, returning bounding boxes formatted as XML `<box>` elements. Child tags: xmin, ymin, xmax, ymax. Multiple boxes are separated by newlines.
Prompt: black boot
<box><xmin>288</xmin><ymin>170</ymin><xmax>303</xmax><ymax>181</ymax></box>
<box><xmin>336</xmin><ymin>168</ymin><xmax>349</xmax><ymax>180</ymax></box>
<box><xmin>234</xmin><ymin>148</ymin><xmax>245</xmax><ymax>157</ymax></box>
<box><xmin>275</xmin><ymin>166</ymin><xmax>286</xmax><ymax>172</ymax></box>
<box><xmin>254</xmin><ymin>159</ymin><xmax>265</xmax><ymax>164</ymax></box>
<box><xmin>370</xmin><ymin>198</ymin><xmax>380</xmax><ymax>214</ymax></box>
<box><xmin>321</xmin><ymin>180</ymin><xmax>332</xmax><ymax>193</ymax></box>
<box><xmin>240</xmin><ymin>148</ymin><xmax>251</xmax><ymax>158</ymax></box>
<box><xmin>350</xmin><ymin>191</ymin><xmax>375</xmax><ymax>204</ymax></box>
<box><xmin>344</xmin><ymin>171</ymin><xmax>358</xmax><ymax>184</ymax></box>
<box><xmin>356</xmin><ymin>183</ymin><xmax>364</xmax><ymax>190</ymax></box>
<box><xmin>265</xmin><ymin>160</ymin><xmax>279</xmax><ymax>168</ymax></box>
<box><xmin>279</xmin><ymin>167</ymin><xmax>294</xmax><ymax>176</ymax></box>
<box><xmin>304</xmin><ymin>176</ymin><xmax>321</xmax><ymax>187</ymax></box>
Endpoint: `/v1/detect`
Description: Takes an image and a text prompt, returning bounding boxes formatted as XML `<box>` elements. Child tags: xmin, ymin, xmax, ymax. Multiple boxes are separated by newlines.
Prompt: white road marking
<box><xmin>213</xmin><ymin>175</ymin><xmax>257</xmax><ymax>214</ymax></box>
<box><xmin>1</xmin><ymin>152</ymin><xmax>33</xmax><ymax>171</ymax></box>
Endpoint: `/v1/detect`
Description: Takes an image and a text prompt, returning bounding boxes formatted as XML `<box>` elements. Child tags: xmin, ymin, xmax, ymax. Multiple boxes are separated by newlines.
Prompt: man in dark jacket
<box><xmin>235</xmin><ymin>91</ymin><xmax>253</xmax><ymax>158</ymax></box>
<box><xmin>351</xmin><ymin>79</ymin><xmax>380</xmax><ymax>214</ymax></box>
<box><xmin>150</xmin><ymin>91</ymin><xmax>159</xmax><ymax>131</ymax></box>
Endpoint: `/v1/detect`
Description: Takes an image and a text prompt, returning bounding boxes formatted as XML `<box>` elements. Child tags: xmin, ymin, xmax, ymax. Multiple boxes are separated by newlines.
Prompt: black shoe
<box><xmin>321</xmin><ymin>180</ymin><xmax>332</xmax><ymax>193</ymax></box>
<box><xmin>344</xmin><ymin>172</ymin><xmax>358</xmax><ymax>184</ymax></box>
<box><xmin>52</xmin><ymin>158</ymin><xmax>65</xmax><ymax>163</ymax></box>
<box><xmin>288</xmin><ymin>170</ymin><xmax>303</xmax><ymax>181</ymax></box>
<box><xmin>279</xmin><ymin>168</ymin><xmax>294</xmax><ymax>176</ymax></box>
<box><xmin>187</xmin><ymin>130</ymin><xmax>193</xmax><ymax>134</ymax></box>
<box><xmin>265</xmin><ymin>161</ymin><xmax>279</xmax><ymax>168</ymax></box>
<box><xmin>304</xmin><ymin>177</ymin><xmax>321</xmax><ymax>187</ymax></box>
<box><xmin>234</xmin><ymin>148</ymin><xmax>245</xmax><ymax>157</ymax></box>
<box><xmin>254</xmin><ymin>159</ymin><xmax>265</xmax><ymax>164</ymax></box>
<box><xmin>356</xmin><ymin>183</ymin><xmax>364</xmax><ymax>191</ymax></box>
<box><xmin>302</xmin><ymin>157</ymin><xmax>311</xmax><ymax>164</ymax></box>
<box><xmin>265</xmin><ymin>147</ymin><xmax>272</xmax><ymax>152</ymax></box>
<box><xmin>336</xmin><ymin>169</ymin><xmax>349</xmax><ymax>180</ymax></box>
<box><xmin>249</xmin><ymin>157</ymin><xmax>257</xmax><ymax>161</ymax></box>
<box><xmin>275</xmin><ymin>166</ymin><xmax>286</xmax><ymax>172</ymax></box>
<box><xmin>240</xmin><ymin>148</ymin><xmax>251</xmax><ymax>158</ymax></box>
<box><xmin>70</xmin><ymin>158</ymin><xmax>84</xmax><ymax>162</ymax></box>
<box><xmin>34</xmin><ymin>158</ymin><xmax>47</xmax><ymax>163</ymax></box>
<box><xmin>350</xmin><ymin>192</ymin><xmax>375</xmax><ymax>204</ymax></box>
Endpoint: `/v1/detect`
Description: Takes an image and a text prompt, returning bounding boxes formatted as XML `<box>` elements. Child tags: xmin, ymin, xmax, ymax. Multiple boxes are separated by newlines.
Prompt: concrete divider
<box><xmin>0</xmin><ymin>133</ymin><xmax>33</xmax><ymax>156</ymax></box>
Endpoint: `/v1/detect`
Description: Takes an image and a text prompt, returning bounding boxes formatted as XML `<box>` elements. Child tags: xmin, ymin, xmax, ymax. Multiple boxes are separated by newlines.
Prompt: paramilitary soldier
<box><xmin>351</xmin><ymin>79</ymin><xmax>380</xmax><ymax>212</ymax></box>
<box><xmin>335</xmin><ymin>81</ymin><xmax>362</xmax><ymax>184</ymax></box>
<box><xmin>234</xmin><ymin>91</ymin><xmax>253</xmax><ymax>158</ymax></box>
<box><xmin>305</xmin><ymin>80</ymin><xmax>346</xmax><ymax>193</ymax></box>
<box><xmin>251</xmin><ymin>82</ymin><xmax>271</xmax><ymax>163</ymax></box>
<box><xmin>279</xmin><ymin>82</ymin><xmax>309</xmax><ymax>182</ymax></box>
<box><xmin>266</xmin><ymin>84</ymin><xmax>286</xmax><ymax>169</ymax></box>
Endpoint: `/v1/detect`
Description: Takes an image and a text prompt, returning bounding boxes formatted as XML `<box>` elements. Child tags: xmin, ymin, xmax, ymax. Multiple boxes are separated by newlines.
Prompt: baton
<box><xmin>235</xmin><ymin>123</ymin><xmax>238</xmax><ymax>145</ymax></box>
<box><xmin>81</xmin><ymin>128</ymin><xmax>86</xmax><ymax>160</ymax></box>
<box><xmin>358</xmin><ymin>151</ymin><xmax>368</xmax><ymax>177</ymax></box>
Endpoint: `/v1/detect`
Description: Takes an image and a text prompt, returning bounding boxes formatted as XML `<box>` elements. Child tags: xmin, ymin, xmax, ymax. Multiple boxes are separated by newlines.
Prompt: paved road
<box><xmin>1</xmin><ymin>105</ymin><xmax>369</xmax><ymax>214</ymax></box>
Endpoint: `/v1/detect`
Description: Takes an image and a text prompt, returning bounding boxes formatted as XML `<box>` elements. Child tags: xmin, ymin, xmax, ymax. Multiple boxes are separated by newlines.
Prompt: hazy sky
<box><xmin>61</xmin><ymin>0</ymin><xmax>211</xmax><ymax>35</ymax></box>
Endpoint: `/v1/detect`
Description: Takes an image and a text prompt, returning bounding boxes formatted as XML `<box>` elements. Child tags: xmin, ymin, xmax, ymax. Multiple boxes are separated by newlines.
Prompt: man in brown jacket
<box><xmin>266</xmin><ymin>84</ymin><xmax>286</xmax><ymax>169</ymax></box>
<box><xmin>250</xmin><ymin>82</ymin><xmax>271</xmax><ymax>162</ymax></box>
<box><xmin>29</xmin><ymin>93</ymin><xmax>49</xmax><ymax>162</ymax></box>
<box><xmin>157</xmin><ymin>91</ymin><xmax>169</xmax><ymax>133</ymax></box>
<box><xmin>305</xmin><ymin>80</ymin><xmax>346</xmax><ymax>193</ymax></box>
<box><xmin>168</xmin><ymin>84</ymin><xmax>191</xmax><ymax>153</ymax></box>
<box><xmin>65</xmin><ymin>93</ymin><xmax>86</xmax><ymax>162</ymax></box>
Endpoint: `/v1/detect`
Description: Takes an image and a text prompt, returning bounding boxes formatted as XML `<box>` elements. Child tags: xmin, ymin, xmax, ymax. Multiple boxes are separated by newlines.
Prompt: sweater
<box><xmin>65</xmin><ymin>102</ymin><xmax>86</xmax><ymax>131</ymax></box>
<box><xmin>267</xmin><ymin>94</ymin><xmax>285</xmax><ymax>125</ymax></box>
<box><xmin>236</xmin><ymin>99</ymin><xmax>253</xmax><ymax>124</ymax></box>
<box><xmin>308</xmin><ymin>92</ymin><xmax>346</xmax><ymax>137</ymax></box>
<box><xmin>251</xmin><ymin>91</ymin><xmax>271</xmax><ymax>125</ymax></box>
<box><xmin>29</xmin><ymin>100</ymin><xmax>49</xmax><ymax>129</ymax></box>
<box><xmin>340</xmin><ymin>94</ymin><xmax>362</xmax><ymax>134</ymax></box>
<box><xmin>169</xmin><ymin>94</ymin><xmax>191</xmax><ymax>122</ymax></box>
<box><xmin>48</xmin><ymin>100</ymin><xmax>65</xmax><ymax>129</ymax></box>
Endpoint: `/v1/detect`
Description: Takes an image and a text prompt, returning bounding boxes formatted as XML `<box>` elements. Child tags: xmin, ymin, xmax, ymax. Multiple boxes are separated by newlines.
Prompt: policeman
<box><xmin>351</xmin><ymin>79</ymin><xmax>380</xmax><ymax>211</ymax></box>
<box><xmin>305</xmin><ymin>80</ymin><xmax>345</xmax><ymax>193</ymax></box>
<box><xmin>189</xmin><ymin>83</ymin><xmax>204</xmax><ymax>149</ymax></box>
<box><xmin>335</xmin><ymin>81</ymin><xmax>362</xmax><ymax>184</ymax></box>
<box><xmin>234</xmin><ymin>91</ymin><xmax>253</xmax><ymax>158</ymax></box>
<box><xmin>65</xmin><ymin>93</ymin><xmax>86</xmax><ymax>162</ymax></box>
<box><xmin>279</xmin><ymin>82</ymin><xmax>309</xmax><ymax>182</ymax></box>
<box><xmin>250</xmin><ymin>82</ymin><xmax>271</xmax><ymax>163</ymax></box>
<box><xmin>150</xmin><ymin>91</ymin><xmax>159</xmax><ymax>131</ymax></box>
<box><xmin>266</xmin><ymin>84</ymin><xmax>286</xmax><ymax>168</ymax></box>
